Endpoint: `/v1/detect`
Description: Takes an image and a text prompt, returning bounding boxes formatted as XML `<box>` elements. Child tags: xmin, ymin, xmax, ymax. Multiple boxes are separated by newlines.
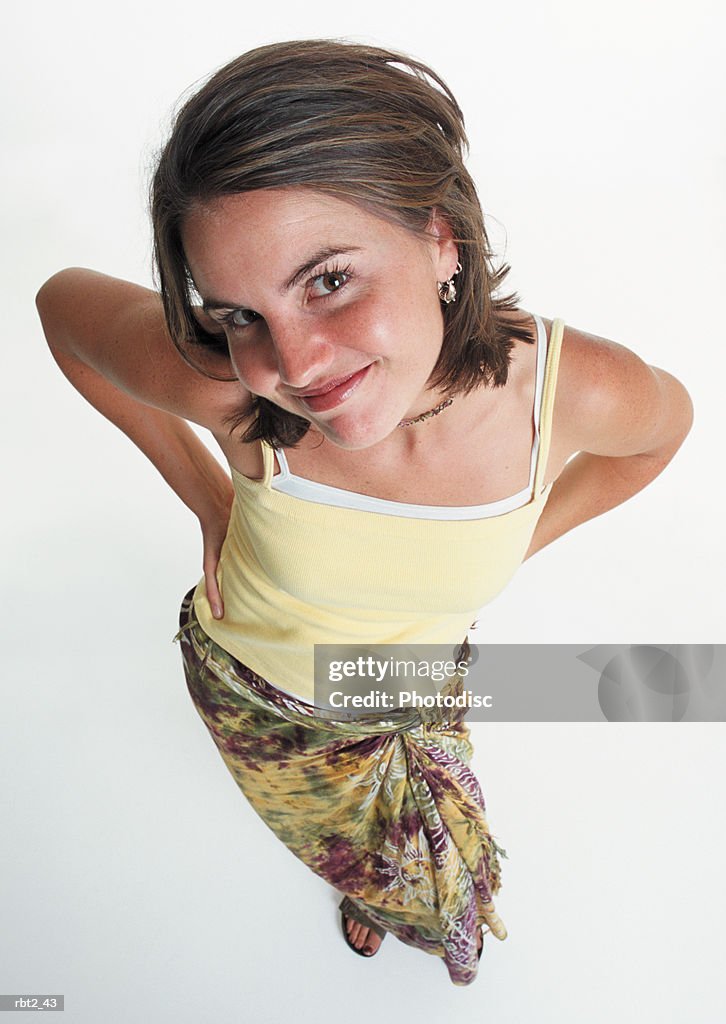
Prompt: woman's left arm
<box><xmin>524</xmin><ymin>327</ymin><xmax>694</xmax><ymax>560</ymax></box>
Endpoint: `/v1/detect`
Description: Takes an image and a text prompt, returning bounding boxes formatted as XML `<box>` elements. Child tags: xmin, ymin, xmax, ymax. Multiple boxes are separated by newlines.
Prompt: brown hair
<box><xmin>151</xmin><ymin>38</ymin><xmax>535</xmax><ymax>447</ymax></box>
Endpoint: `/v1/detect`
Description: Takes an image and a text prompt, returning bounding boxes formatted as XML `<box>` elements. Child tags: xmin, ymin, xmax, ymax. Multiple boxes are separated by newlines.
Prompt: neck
<box><xmin>397</xmin><ymin>394</ymin><xmax>454</xmax><ymax>429</ymax></box>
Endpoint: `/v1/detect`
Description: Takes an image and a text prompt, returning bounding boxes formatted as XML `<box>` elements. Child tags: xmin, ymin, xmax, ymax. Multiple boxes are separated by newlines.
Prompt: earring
<box><xmin>438</xmin><ymin>262</ymin><xmax>462</xmax><ymax>304</ymax></box>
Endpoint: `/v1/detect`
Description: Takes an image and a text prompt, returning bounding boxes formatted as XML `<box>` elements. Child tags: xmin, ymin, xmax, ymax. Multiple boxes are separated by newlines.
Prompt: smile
<box><xmin>298</xmin><ymin>365</ymin><xmax>372</xmax><ymax>413</ymax></box>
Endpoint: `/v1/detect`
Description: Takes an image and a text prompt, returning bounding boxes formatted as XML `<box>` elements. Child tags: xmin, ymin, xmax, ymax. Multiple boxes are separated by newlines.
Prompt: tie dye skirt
<box><xmin>174</xmin><ymin>587</ymin><xmax>508</xmax><ymax>986</ymax></box>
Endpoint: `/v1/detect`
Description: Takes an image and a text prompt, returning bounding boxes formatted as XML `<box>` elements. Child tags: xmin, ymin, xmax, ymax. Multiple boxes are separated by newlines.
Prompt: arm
<box><xmin>36</xmin><ymin>268</ymin><xmax>248</xmax><ymax>615</ymax></box>
<box><xmin>524</xmin><ymin>327</ymin><xmax>694</xmax><ymax>561</ymax></box>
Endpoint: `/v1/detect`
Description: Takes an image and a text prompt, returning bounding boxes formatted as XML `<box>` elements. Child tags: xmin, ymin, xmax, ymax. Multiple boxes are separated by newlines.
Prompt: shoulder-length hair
<box><xmin>151</xmin><ymin>38</ymin><xmax>535</xmax><ymax>447</ymax></box>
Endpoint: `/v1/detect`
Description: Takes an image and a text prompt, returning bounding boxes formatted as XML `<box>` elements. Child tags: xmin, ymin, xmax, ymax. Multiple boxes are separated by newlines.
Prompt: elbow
<box><xmin>35</xmin><ymin>277</ymin><xmax>53</xmax><ymax>320</ymax></box>
<box><xmin>35</xmin><ymin>276</ymin><xmax>57</xmax><ymax>343</ymax></box>
<box><xmin>36</xmin><ymin>268</ymin><xmax>78</xmax><ymax>317</ymax></box>
<box><xmin>670</xmin><ymin>376</ymin><xmax>694</xmax><ymax>450</ymax></box>
<box><xmin>36</xmin><ymin>270</ymin><xmax>64</xmax><ymax>328</ymax></box>
<box><xmin>36</xmin><ymin>277</ymin><xmax>61</xmax><ymax>352</ymax></box>
<box><xmin>36</xmin><ymin>268</ymin><xmax>87</xmax><ymax>352</ymax></box>
<box><xmin>682</xmin><ymin>383</ymin><xmax>695</xmax><ymax>440</ymax></box>
<box><xmin>650</xmin><ymin>369</ymin><xmax>694</xmax><ymax>458</ymax></box>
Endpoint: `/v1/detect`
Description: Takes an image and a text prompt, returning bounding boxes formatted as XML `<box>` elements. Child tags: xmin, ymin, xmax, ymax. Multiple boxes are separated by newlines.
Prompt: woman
<box><xmin>35</xmin><ymin>39</ymin><xmax>693</xmax><ymax>986</ymax></box>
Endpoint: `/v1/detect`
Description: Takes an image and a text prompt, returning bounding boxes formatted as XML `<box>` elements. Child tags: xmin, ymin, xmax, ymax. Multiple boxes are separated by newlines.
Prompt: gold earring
<box><xmin>437</xmin><ymin>262</ymin><xmax>462</xmax><ymax>304</ymax></box>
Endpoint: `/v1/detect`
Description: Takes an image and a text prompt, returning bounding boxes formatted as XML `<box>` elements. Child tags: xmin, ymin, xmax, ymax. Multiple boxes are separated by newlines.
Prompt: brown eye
<box><xmin>309</xmin><ymin>270</ymin><xmax>349</xmax><ymax>297</ymax></box>
<box><xmin>229</xmin><ymin>308</ymin><xmax>260</xmax><ymax>327</ymax></box>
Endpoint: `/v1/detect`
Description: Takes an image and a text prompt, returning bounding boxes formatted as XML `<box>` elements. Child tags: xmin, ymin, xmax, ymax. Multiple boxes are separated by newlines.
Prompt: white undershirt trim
<box><xmin>269</xmin><ymin>313</ymin><xmax>548</xmax><ymax>520</ymax></box>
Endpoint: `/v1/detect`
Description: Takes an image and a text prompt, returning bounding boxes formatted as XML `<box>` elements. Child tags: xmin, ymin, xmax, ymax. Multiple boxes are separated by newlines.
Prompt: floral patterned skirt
<box><xmin>174</xmin><ymin>587</ymin><xmax>507</xmax><ymax>986</ymax></box>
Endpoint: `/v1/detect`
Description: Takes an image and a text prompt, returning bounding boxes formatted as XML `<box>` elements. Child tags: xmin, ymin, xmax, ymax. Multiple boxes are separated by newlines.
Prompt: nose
<box><xmin>270</xmin><ymin>320</ymin><xmax>335</xmax><ymax>389</ymax></box>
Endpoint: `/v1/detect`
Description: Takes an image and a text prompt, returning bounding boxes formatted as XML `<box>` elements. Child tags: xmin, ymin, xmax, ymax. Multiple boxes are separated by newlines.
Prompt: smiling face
<box><xmin>181</xmin><ymin>187</ymin><xmax>459</xmax><ymax>450</ymax></box>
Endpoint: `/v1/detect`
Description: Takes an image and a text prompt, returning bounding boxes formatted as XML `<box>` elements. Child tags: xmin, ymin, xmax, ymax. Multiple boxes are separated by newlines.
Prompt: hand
<box><xmin>199</xmin><ymin>497</ymin><xmax>233</xmax><ymax>619</ymax></box>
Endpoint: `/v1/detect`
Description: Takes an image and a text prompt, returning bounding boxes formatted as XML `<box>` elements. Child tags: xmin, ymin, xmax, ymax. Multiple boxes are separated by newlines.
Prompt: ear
<box><xmin>426</xmin><ymin>208</ymin><xmax>459</xmax><ymax>282</ymax></box>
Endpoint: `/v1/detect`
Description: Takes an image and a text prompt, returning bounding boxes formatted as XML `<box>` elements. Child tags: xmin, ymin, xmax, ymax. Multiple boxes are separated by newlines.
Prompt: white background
<box><xmin>2</xmin><ymin>0</ymin><xmax>725</xmax><ymax>1021</ymax></box>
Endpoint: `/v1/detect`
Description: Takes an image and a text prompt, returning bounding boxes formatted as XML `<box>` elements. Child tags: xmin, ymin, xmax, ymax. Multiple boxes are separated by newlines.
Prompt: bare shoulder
<box><xmin>551</xmin><ymin>320</ymin><xmax>693</xmax><ymax>459</ymax></box>
<box><xmin>37</xmin><ymin>267</ymin><xmax>249</xmax><ymax>433</ymax></box>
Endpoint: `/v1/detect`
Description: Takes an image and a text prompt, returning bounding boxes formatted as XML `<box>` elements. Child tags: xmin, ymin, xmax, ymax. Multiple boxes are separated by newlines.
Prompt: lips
<box><xmin>297</xmin><ymin>364</ymin><xmax>372</xmax><ymax>413</ymax></box>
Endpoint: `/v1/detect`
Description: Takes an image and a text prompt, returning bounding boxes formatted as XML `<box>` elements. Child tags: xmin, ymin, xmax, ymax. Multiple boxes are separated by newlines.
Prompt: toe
<box><xmin>363</xmin><ymin>930</ymin><xmax>381</xmax><ymax>955</ymax></box>
<box><xmin>345</xmin><ymin>917</ymin><xmax>364</xmax><ymax>948</ymax></box>
<box><xmin>344</xmin><ymin>915</ymin><xmax>381</xmax><ymax>955</ymax></box>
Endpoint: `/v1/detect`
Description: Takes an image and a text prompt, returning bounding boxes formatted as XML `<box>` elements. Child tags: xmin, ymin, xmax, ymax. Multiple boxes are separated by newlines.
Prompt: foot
<box><xmin>343</xmin><ymin>914</ymin><xmax>383</xmax><ymax>957</ymax></box>
<box><xmin>343</xmin><ymin>916</ymin><xmax>482</xmax><ymax>958</ymax></box>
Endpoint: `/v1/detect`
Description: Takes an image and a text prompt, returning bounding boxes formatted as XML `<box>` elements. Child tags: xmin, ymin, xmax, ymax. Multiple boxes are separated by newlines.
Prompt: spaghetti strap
<box><xmin>259</xmin><ymin>439</ymin><xmax>276</xmax><ymax>489</ymax></box>
<box><xmin>532</xmin><ymin>318</ymin><xmax>565</xmax><ymax>496</ymax></box>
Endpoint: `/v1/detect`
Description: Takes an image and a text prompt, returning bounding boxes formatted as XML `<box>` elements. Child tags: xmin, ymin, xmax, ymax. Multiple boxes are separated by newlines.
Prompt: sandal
<box><xmin>339</xmin><ymin>895</ymin><xmax>387</xmax><ymax>958</ymax></box>
<box><xmin>339</xmin><ymin>894</ymin><xmax>482</xmax><ymax>962</ymax></box>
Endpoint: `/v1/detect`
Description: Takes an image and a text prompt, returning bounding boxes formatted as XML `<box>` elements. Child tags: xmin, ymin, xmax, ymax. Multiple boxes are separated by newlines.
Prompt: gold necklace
<box><xmin>397</xmin><ymin>397</ymin><xmax>454</xmax><ymax>428</ymax></box>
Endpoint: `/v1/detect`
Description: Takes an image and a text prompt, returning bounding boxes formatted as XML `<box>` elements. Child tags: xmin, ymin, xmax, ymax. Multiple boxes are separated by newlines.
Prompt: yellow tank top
<box><xmin>193</xmin><ymin>317</ymin><xmax>565</xmax><ymax>703</ymax></box>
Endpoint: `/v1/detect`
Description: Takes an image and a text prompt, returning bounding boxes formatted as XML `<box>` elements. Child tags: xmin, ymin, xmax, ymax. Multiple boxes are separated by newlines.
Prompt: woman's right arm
<box><xmin>36</xmin><ymin>268</ymin><xmax>248</xmax><ymax>617</ymax></box>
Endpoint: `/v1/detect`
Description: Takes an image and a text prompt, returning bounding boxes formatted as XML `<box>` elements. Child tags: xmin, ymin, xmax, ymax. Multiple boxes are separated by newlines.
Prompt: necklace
<box><xmin>397</xmin><ymin>397</ymin><xmax>454</xmax><ymax>428</ymax></box>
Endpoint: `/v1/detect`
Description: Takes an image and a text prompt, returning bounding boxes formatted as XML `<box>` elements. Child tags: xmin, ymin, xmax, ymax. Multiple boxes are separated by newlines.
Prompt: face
<box><xmin>181</xmin><ymin>187</ymin><xmax>459</xmax><ymax>450</ymax></box>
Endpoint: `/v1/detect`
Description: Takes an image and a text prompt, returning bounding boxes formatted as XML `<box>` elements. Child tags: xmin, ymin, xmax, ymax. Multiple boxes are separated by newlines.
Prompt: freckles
<box><xmin>343</xmin><ymin>292</ymin><xmax>400</xmax><ymax>349</ymax></box>
<box><xmin>321</xmin><ymin>302</ymin><xmax>372</xmax><ymax>353</ymax></box>
<box><xmin>228</xmin><ymin>343</ymin><xmax>267</xmax><ymax>390</ymax></box>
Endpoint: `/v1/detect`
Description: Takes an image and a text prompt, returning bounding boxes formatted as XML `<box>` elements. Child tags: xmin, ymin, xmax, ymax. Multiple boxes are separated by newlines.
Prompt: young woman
<box><xmin>35</xmin><ymin>39</ymin><xmax>693</xmax><ymax>986</ymax></box>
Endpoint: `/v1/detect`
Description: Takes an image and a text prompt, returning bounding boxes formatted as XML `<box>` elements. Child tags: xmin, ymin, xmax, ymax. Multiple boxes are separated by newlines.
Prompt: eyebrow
<box><xmin>201</xmin><ymin>245</ymin><xmax>363</xmax><ymax>311</ymax></box>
